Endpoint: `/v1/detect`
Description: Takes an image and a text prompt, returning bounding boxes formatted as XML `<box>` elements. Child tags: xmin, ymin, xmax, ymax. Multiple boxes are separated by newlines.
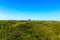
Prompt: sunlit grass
<box><xmin>0</xmin><ymin>20</ymin><xmax>60</xmax><ymax>40</ymax></box>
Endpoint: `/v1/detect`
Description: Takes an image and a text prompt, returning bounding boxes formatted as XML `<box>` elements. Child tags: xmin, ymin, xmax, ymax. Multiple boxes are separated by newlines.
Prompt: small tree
<box><xmin>28</xmin><ymin>19</ymin><xmax>31</xmax><ymax>21</ymax></box>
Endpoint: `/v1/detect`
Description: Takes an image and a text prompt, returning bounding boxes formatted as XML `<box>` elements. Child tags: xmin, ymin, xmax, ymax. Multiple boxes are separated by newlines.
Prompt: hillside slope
<box><xmin>0</xmin><ymin>20</ymin><xmax>60</xmax><ymax>40</ymax></box>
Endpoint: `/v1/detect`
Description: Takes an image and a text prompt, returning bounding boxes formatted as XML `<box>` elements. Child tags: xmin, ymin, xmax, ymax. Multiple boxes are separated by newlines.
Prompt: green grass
<box><xmin>0</xmin><ymin>20</ymin><xmax>60</xmax><ymax>40</ymax></box>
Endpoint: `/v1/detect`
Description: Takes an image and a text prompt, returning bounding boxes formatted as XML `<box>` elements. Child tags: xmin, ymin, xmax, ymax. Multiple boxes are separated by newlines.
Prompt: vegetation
<box><xmin>0</xmin><ymin>20</ymin><xmax>60</xmax><ymax>40</ymax></box>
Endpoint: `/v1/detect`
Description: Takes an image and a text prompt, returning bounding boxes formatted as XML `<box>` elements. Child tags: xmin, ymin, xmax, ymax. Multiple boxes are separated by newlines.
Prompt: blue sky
<box><xmin>0</xmin><ymin>0</ymin><xmax>60</xmax><ymax>20</ymax></box>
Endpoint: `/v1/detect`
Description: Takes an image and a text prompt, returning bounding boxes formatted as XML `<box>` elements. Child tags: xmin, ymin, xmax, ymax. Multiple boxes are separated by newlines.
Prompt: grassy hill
<box><xmin>0</xmin><ymin>20</ymin><xmax>60</xmax><ymax>40</ymax></box>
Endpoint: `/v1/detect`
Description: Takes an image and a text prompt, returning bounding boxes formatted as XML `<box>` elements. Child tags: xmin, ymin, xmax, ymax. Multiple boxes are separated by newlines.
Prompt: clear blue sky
<box><xmin>0</xmin><ymin>0</ymin><xmax>60</xmax><ymax>20</ymax></box>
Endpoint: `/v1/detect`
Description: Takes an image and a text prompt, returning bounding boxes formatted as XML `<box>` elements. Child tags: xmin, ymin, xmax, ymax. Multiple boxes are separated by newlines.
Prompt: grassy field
<box><xmin>0</xmin><ymin>20</ymin><xmax>60</xmax><ymax>40</ymax></box>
